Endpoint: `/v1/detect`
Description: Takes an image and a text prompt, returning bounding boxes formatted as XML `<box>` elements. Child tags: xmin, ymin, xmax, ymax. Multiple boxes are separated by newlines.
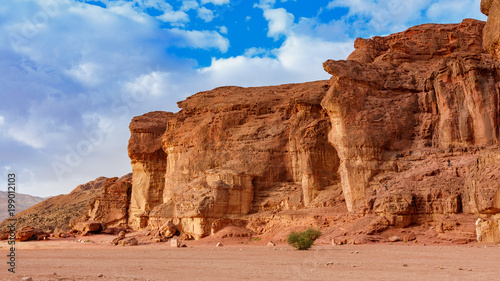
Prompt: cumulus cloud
<box><xmin>426</xmin><ymin>0</ymin><xmax>485</xmax><ymax>22</ymax></box>
<box><xmin>218</xmin><ymin>25</ymin><xmax>228</xmax><ymax>34</ymax></box>
<box><xmin>198</xmin><ymin>36</ymin><xmax>353</xmax><ymax>88</ymax></box>
<box><xmin>157</xmin><ymin>10</ymin><xmax>190</xmax><ymax>24</ymax></box>
<box><xmin>169</xmin><ymin>28</ymin><xmax>229</xmax><ymax>52</ymax></box>
<box><xmin>197</xmin><ymin>6</ymin><xmax>215</xmax><ymax>22</ymax></box>
<box><xmin>327</xmin><ymin>0</ymin><xmax>486</xmax><ymax>36</ymax></box>
<box><xmin>181</xmin><ymin>0</ymin><xmax>199</xmax><ymax>11</ymax></box>
<box><xmin>263</xmin><ymin>8</ymin><xmax>295</xmax><ymax>39</ymax></box>
<box><xmin>201</xmin><ymin>0</ymin><xmax>230</xmax><ymax>5</ymax></box>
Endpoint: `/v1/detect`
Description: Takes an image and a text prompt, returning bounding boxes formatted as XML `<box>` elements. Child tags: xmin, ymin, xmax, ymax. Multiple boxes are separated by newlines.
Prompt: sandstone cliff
<box><xmin>123</xmin><ymin>19</ymin><xmax>500</xmax><ymax>243</ymax></box>
<box><xmin>128</xmin><ymin>83</ymin><xmax>342</xmax><ymax>238</ymax></box>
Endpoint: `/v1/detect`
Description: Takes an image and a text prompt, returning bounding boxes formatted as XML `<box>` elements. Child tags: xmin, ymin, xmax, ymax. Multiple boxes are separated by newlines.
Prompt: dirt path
<box><xmin>0</xmin><ymin>239</ymin><xmax>499</xmax><ymax>281</ymax></box>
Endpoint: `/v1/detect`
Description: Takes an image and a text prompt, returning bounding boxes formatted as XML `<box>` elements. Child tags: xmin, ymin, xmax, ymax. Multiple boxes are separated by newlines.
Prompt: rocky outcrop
<box><xmin>476</xmin><ymin>216</ymin><xmax>500</xmax><ymax>243</ymax></box>
<box><xmin>128</xmin><ymin>82</ymin><xmax>341</xmax><ymax>238</ymax></box>
<box><xmin>87</xmin><ymin>176</ymin><xmax>132</xmax><ymax>227</ymax></box>
<box><xmin>463</xmin><ymin>148</ymin><xmax>500</xmax><ymax>214</ymax></box>
<box><xmin>322</xmin><ymin>19</ymin><xmax>500</xmax><ymax>214</ymax></box>
<box><xmin>0</xmin><ymin>176</ymin><xmax>115</xmax><ymax>233</ymax></box>
<box><xmin>128</xmin><ymin>112</ymin><xmax>172</xmax><ymax>228</ymax></box>
<box><xmin>123</xmin><ymin>18</ymin><xmax>500</xmax><ymax>243</ymax></box>
<box><xmin>482</xmin><ymin>0</ymin><xmax>500</xmax><ymax>59</ymax></box>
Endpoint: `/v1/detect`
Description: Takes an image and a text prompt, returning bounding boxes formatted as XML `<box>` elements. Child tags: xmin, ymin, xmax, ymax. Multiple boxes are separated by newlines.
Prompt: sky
<box><xmin>0</xmin><ymin>0</ymin><xmax>486</xmax><ymax>197</ymax></box>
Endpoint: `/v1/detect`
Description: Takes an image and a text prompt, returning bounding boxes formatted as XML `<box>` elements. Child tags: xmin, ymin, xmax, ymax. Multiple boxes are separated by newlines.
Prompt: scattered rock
<box><xmin>118</xmin><ymin>237</ymin><xmax>138</xmax><ymax>246</ymax></box>
<box><xmin>0</xmin><ymin>230</ymin><xmax>10</xmax><ymax>240</ymax></box>
<box><xmin>72</xmin><ymin>221</ymin><xmax>104</xmax><ymax>234</ymax></box>
<box><xmin>21</xmin><ymin>277</ymin><xmax>33</xmax><ymax>281</ymax></box>
<box><xmin>267</xmin><ymin>241</ymin><xmax>276</xmax><ymax>247</ymax></box>
<box><xmin>160</xmin><ymin>221</ymin><xmax>178</xmax><ymax>238</ymax></box>
<box><xmin>171</xmin><ymin>238</ymin><xmax>180</xmax><ymax>248</ymax></box>
<box><xmin>16</xmin><ymin>227</ymin><xmax>35</xmax><ymax>241</ymax></box>
<box><xmin>216</xmin><ymin>242</ymin><xmax>224</xmax><ymax>247</ymax></box>
<box><xmin>101</xmin><ymin>228</ymin><xmax>116</xmax><ymax>235</ymax></box>
<box><xmin>389</xmin><ymin>236</ymin><xmax>402</xmax><ymax>242</ymax></box>
<box><xmin>111</xmin><ymin>231</ymin><xmax>128</xmax><ymax>245</ymax></box>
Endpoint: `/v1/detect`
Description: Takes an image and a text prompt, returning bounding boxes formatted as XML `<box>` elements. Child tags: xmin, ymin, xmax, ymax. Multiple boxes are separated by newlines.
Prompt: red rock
<box><xmin>87</xmin><ymin>175</ymin><xmax>132</xmax><ymax>227</ymax></box>
<box><xmin>0</xmin><ymin>230</ymin><xmax>9</xmax><ymax>240</ymax></box>
<box><xmin>322</xmin><ymin>19</ymin><xmax>500</xmax><ymax>213</ymax></box>
<box><xmin>482</xmin><ymin>0</ymin><xmax>500</xmax><ymax>59</ymax></box>
<box><xmin>15</xmin><ymin>226</ymin><xmax>35</xmax><ymax>241</ymax></box>
<box><xmin>127</xmin><ymin>82</ymin><xmax>339</xmax><ymax>239</ymax></box>
<box><xmin>72</xmin><ymin>221</ymin><xmax>103</xmax><ymax>234</ymax></box>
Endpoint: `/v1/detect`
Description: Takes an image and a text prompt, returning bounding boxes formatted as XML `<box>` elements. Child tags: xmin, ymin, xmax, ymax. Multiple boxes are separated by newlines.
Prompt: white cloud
<box><xmin>326</xmin><ymin>0</ymin><xmax>486</xmax><ymax>36</ymax></box>
<box><xmin>197</xmin><ymin>7</ymin><xmax>215</xmax><ymax>22</ymax></box>
<box><xmin>169</xmin><ymin>28</ymin><xmax>229</xmax><ymax>52</ymax></box>
<box><xmin>218</xmin><ymin>25</ymin><xmax>228</xmax><ymax>34</ymax></box>
<box><xmin>201</xmin><ymin>0</ymin><xmax>230</xmax><ymax>5</ymax></box>
<box><xmin>0</xmin><ymin>116</ymin><xmax>4</xmax><ymax>126</ymax></box>
<box><xmin>65</xmin><ymin>63</ymin><xmax>103</xmax><ymax>87</ymax></box>
<box><xmin>157</xmin><ymin>10</ymin><xmax>190</xmax><ymax>23</ymax></box>
<box><xmin>107</xmin><ymin>3</ymin><xmax>149</xmax><ymax>23</ymax></box>
<box><xmin>254</xmin><ymin>0</ymin><xmax>276</xmax><ymax>9</ymax></box>
<box><xmin>8</xmin><ymin>127</ymin><xmax>45</xmax><ymax>149</ymax></box>
<box><xmin>199</xmin><ymin>35</ymin><xmax>353</xmax><ymax>88</ymax></box>
<box><xmin>243</xmin><ymin>47</ymin><xmax>268</xmax><ymax>57</ymax></box>
<box><xmin>263</xmin><ymin>8</ymin><xmax>295</xmax><ymax>39</ymax></box>
<box><xmin>426</xmin><ymin>0</ymin><xmax>485</xmax><ymax>22</ymax></box>
<box><xmin>181</xmin><ymin>0</ymin><xmax>199</xmax><ymax>11</ymax></box>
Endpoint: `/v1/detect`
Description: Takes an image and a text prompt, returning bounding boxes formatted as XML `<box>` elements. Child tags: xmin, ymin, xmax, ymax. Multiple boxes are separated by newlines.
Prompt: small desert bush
<box><xmin>287</xmin><ymin>228</ymin><xmax>322</xmax><ymax>250</ymax></box>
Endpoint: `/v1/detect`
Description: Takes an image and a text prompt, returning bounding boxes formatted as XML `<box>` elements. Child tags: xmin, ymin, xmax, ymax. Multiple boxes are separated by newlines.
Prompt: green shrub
<box><xmin>287</xmin><ymin>228</ymin><xmax>322</xmax><ymax>250</ymax></box>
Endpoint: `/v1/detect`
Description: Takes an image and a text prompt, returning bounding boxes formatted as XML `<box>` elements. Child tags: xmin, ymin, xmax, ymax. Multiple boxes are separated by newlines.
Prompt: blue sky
<box><xmin>0</xmin><ymin>0</ymin><xmax>486</xmax><ymax>196</ymax></box>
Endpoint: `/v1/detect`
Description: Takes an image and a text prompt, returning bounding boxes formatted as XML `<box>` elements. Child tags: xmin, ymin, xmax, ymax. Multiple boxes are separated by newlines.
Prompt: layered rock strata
<box><xmin>125</xmin><ymin>19</ymin><xmax>500</xmax><ymax>242</ymax></box>
<box><xmin>87</xmin><ymin>176</ymin><xmax>132</xmax><ymax>227</ymax></box>
<box><xmin>128</xmin><ymin>83</ymin><xmax>341</xmax><ymax>238</ymax></box>
<box><xmin>482</xmin><ymin>0</ymin><xmax>500</xmax><ymax>59</ymax></box>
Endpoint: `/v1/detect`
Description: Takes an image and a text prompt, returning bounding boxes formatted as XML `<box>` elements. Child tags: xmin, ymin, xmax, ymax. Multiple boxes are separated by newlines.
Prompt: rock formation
<box><xmin>87</xmin><ymin>177</ymin><xmax>132</xmax><ymax>227</ymax></box>
<box><xmin>10</xmin><ymin>13</ymin><xmax>500</xmax><ymax>245</ymax></box>
<box><xmin>482</xmin><ymin>0</ymin><xmax>500</xmax><ymax>59</ymax></box>
<box><xmin>323</xmin><ymin>19</ymin><xmax>498</xmax><ymax>212</ymax></box>
<box><xmin>128</xmin><ymin>82</ymin><xmax>341</xmax><ymax>239</ymax></box>
<box><xmin>123</xmin><ymin>19</ymin><xmax>500</xmax><ymax>242</ymax></box>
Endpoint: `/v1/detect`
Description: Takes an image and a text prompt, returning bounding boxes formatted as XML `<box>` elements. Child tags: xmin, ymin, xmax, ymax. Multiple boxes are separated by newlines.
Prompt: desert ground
<box><xmin>0</xmin><ymin>234</ymin><xmax>499</xmax><ymax>281</ymax></box>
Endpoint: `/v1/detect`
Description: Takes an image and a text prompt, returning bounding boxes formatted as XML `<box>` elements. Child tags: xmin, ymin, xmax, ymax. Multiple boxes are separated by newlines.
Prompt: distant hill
<box><xmin>0</xmin><ymin>191</ymin><xmax>46</xmax><ymax>222</ymax></box>
<box><xmin>0</xmin><ymin>174</ymin><xmax>131</xmax><ymax>232</ymax></box>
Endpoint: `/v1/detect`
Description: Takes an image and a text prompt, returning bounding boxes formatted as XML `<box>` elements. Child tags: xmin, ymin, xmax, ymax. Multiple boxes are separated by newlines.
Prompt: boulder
<box><xmin>118</xmin><ymin>237</ymin><xmax>138</xmax><ymax>246</ymax></box>
<box><xmin>170</xmin><ymin>238</ymin><xmax>180</xmax><ymax>248</ymax></box>
<box><xmin>476</xmin><ymin>216</ymin><xmax>500</xmax><ymax>243</ymax></box>
<box><xmin>16</xmin><ymin>227</ymin><xmax>35</xmax><ymax>241</ymax></box>
<box><xmin>159</xmin><ymin>221</ymin><xmax>177</xmax><ymax>238</ymax></box>
<box><xmin>73</xmin><ymin>221</ymin><xmax>104</xmax><ymax>234</ymax></box>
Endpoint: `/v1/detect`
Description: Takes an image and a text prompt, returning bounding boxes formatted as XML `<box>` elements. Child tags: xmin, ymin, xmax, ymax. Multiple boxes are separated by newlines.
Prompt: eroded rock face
<box><xmin>87</xmin><ymin>175</ymin><xmax>132</xmax><ymax>227</ymax></box>
<box><xmin>482</xmin><ymin>0</ymin><xmax>500</xmax><ymax>60</ymax></box>
<box><xmin>322</xmin><ymin>19</ymin><xmax>500</xmax><ymax>213</ymax></box>
<box><xmin>464</xmin><ymin>148</ymin><xmax>500</xmax><ymax>214</ymax></box>
<box><xmin>128</xmin><ymin>111</ymin><xmax>172</xmax><ymax>228</ymax></box>
<box><xmin>476</xmin><ymin>216</ymin><xmax>500</xmax><ymax>243</ymax></box>
<box><xmin>125</xmin><ymin>18</ymin><xmax>500</xmax><ymax>243</ymax></box>
<box><xmin>128</xmin><ymin>82</ymin><xmax>341</xmax><ymax>238</ymax></box>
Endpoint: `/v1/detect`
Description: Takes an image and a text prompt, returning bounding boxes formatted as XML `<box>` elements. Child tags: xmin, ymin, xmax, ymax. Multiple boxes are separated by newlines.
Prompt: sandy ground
<box><xmin>0</xmin><ymin>235</ymin><xmax>499</xmax><ymax>281</ymax></box>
